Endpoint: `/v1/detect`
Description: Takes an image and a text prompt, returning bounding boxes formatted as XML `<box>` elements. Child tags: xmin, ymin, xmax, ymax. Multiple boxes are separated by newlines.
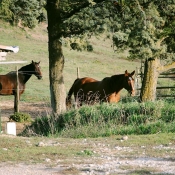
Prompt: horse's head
<box><xmin>32</xmin><ymin>60</ymin><xmax>42</xmax><ymax>79</ymax></box>
<box><xmin>124</xmin><ymin>70</ymin><xmax>135</xmax><ymax>96</ymax></box>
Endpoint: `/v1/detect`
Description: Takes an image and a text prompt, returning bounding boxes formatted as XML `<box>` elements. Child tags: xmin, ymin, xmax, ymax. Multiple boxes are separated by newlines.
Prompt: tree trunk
<box><xmin>47</xmin><ymin>0</ymin><xmax>66</xmax><ymax>113</ymax></box>
<box><xmin>140</xmin><ymin>58</ymin><xmax>159</xmax><ymax>102</ymax></box>
<box><xmin>140</xmin><ymin>58</ymin><xmax>175</xmax><ymax>102</ymax></box>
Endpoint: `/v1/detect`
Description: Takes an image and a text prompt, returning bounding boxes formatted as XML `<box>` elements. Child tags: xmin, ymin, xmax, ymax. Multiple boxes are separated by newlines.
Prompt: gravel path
<box><xmin>0</xmin><ymin>143</ymin><xmax>175</xmax><ymax>175</ymax></box>
<box><xmin>0</xmin><ymin>163</ymin><xmax>63</xmax><ymax>175</ymax></box>
<box><xmin>0</xmin><ymin>157</ymin><xmax>175</xmax><ymax>175</ymax></box>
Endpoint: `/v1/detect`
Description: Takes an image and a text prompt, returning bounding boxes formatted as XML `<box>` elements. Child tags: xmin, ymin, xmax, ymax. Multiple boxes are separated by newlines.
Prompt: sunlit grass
<box><xmin>20</xmin><ymin>99</ymin><xmax>175</xmax><ymax>138</ymax></box>
<box><xmin>0</xmin><ymin>133</ymin><xmax>174</xmax><ymax>163</ymax></box>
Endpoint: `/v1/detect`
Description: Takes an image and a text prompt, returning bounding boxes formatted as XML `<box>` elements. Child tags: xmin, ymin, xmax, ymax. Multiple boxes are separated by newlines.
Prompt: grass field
<box><xmin>0</xmin><ymin>21</ymin><xmax>140</xmax><ymax>103</ymax></box>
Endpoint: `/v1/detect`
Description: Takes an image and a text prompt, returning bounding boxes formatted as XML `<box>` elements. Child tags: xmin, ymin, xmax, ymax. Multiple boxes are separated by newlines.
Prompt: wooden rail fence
<box><xmin>135</xmin><ymin>67</ymin><xmax>175</xmax><ymax>97</ymax></box>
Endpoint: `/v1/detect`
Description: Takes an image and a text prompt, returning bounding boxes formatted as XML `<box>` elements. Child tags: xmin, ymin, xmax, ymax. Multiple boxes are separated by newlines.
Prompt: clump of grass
<box><xmin>22</xmin><ymin>99</ymin><xmax>175</xmax><ymax>138</ymax></box>
<box><xmin>10</xmin><ymin>112</ymin><xmax>32</xmax><ymax>123</ymax></box>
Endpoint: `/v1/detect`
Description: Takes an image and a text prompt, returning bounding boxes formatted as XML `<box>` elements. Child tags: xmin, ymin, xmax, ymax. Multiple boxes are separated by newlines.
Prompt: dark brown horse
<box><xmin>0</xmin><ymin>61</ymin><xmax>42</xmax><ymax>112</ymax></box>
<box><xmin>66</xmin><ymin>70</ymin><xmax>135</xmax><ymax>108</ymax></box>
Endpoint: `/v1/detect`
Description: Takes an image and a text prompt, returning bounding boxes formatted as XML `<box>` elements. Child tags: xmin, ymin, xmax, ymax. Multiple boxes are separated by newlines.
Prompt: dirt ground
<box><xmin>0</xmin><ymin>100</ymin><xmax>51</xmax><ymax>134</ymax></box>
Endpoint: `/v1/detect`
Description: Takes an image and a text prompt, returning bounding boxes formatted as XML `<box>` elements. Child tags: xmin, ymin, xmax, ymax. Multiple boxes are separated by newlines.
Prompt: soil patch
<box><xmin>0</xmin><ymin>100</ymin><xmax>51</xmax><ymax>134</ymax></box>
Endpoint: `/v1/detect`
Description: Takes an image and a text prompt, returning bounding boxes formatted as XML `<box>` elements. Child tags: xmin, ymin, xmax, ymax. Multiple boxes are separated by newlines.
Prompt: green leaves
<box><xmin>0</xmin><ymin>0</ymin><xmax>13</xmax><ymax>20</ymax></box>
<box><xmin>2</xmin><ymin>0</ymin><xmax>175</xmax><ymax>61</ymax></box>
<box><xmin>10</xmin><ymin>112</ymin><xmax>32</xmax><ymax>123</ymax></box>
<box><xmin>0</xmin><ymin>0</ymin><xmax>46</xmax><ymax>28</ymax></box>
<box><xmin>110</xmin><ymin>0</ymin><xmax>175</xmax><ymax>61</ymax></box>
<box><xmin>10</xmin><ymin>0</ymin><xmax>41</xmax><ymax>28</ymax></box>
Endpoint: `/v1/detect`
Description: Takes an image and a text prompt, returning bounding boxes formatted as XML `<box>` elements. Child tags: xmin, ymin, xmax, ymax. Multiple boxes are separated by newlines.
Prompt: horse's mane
<box><xmin>101</xmin><ymin>74</ymin><xmax>124</xmax><ymax>84</ymax></box>
<box><xmin>109</xmin><ymin>74</ymin><xmax>125</xmax><ymax>91</ymax></box>
<box><xmin>5</xmin><ymin>64</ymin><xmax>33</xmax><ymax>75</ymax></box>
<box><xmin>110</xmin><ymin>74</ymin><xmax>124</xmax><ymax>81</ymax></box>
<box><xmin>18</xmin><ymin>63</ymin><xmax>33</xmax><ymax>72</ymax></box>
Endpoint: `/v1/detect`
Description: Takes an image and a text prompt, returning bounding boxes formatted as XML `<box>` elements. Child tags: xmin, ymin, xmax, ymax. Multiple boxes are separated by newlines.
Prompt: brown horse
<box><xmin>0</xmin><ymin>61</ymin><xmax>42</xmax><ymax>112</ymax></box>
<box><xmin>66</xmin><ymin>70</ymin><xmax>135</xmax><ymax>108</ymax></box>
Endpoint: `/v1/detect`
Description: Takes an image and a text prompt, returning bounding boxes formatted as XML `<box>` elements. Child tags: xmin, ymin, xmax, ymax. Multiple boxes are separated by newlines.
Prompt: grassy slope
<box><xmin>0</xmin><ymin>21</ymin><xmax>140</xmax><ymax>103</ymax></box>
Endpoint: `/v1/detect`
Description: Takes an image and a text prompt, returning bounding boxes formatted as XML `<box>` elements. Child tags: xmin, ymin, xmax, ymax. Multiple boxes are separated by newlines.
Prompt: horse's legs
<box><xmin>74</xmin><ymin>95</ymin><xmax>79</xmax><ymax>109</ymax></box>
<box><xmin>107</xmin><ymin>93</ymin><xmax>120</xmax><ymax>103</ymax></box>
<box><xmin>74</xmin><ymin>93</ymin><xmax>83</xmax><ymax>108</ymax></box>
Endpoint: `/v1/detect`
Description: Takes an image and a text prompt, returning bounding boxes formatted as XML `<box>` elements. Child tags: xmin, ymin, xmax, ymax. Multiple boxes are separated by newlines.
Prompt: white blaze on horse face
<box><xmin>129</xmin><ymin>77</ymin><xmax>135</xmax><ymax>96</ymax></box>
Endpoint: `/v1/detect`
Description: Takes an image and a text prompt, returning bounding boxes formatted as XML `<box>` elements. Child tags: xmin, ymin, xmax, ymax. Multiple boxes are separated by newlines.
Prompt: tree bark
<box><xmin>47</xmin><ymin>0</ymin><xmax>66</xmax><ymax>113</ymax></box>
<box><xmin>140</xmin><ymin>58</ymin><xmax>159</xmax><ymax>102</ymax></box>
<box><xmin>140</xmin><ymin>57</ymin><xmax>175</xmax><ymax>102</ymax></box>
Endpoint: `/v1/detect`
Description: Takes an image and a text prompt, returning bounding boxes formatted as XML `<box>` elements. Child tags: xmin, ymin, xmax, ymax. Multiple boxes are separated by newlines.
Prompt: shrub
<box><xmin>9</xmin><ymin>112</ymin><xmax>32</xmax><ymax>122</ymax></box>
<box><xmin>22</xmin><ymin>100</ymin><xmax>175</xmax><ymax>137</ymax></box>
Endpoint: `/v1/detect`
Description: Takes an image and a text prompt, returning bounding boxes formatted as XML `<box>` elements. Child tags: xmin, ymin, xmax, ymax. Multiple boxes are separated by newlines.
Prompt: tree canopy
<box><xmin>2</xmin><ymin>0</ymin><xmax>175</xmax><ymax>62</ymax></box>
<box><xmin>112</xmin><ymin>0</ymin><xmax>175</xmax><ymax>62</ymax></box>
<box><xmin>59</xmin><ymin>0</ymin><xmax>175</xmax><ymax>63</ymax></box>
<box><xmin>46</xmin><ymin>0</ymin><xmax>175</xmax><ymax>63</ymax></box>
<box><xmin>0</xmin><ymin>0</ymin><xmax>46</xmax><ymax>28</ymax></box>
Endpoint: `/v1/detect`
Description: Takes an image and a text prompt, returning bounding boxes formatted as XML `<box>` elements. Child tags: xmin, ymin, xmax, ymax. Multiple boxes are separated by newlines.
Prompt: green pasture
<box><xmin>1</xmin><ymin>20</ymin><xmax>173</xmax><ymax>103</ymax></box>
<box><xmin>0</xmin><ymin>21</ymin><xmax>140</xmax><ymax>103</ymax></box>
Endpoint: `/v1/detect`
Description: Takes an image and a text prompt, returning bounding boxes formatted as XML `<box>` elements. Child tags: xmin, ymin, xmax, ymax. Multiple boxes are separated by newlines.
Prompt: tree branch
<box><xmin>61</xmin><ymin>0</ymin><xmax>106</xmax><ymax>20</ymax></box>
<box><xmin>156</xmin><ymin>37</ymin><xmax>167</xmax><ymax>48</ymax></box>
<box><xmin>158</xmin><ymin>61</ymin><xmax>175</xmax><ymax>73</ymax></box>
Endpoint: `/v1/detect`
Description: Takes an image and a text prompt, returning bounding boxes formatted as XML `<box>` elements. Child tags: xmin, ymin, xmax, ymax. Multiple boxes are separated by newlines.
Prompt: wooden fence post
<box><xmin>135</xmin><ymin>67</ymin><xmax>142</xmax><ymax>96</ymax></box>
<box><xmin>77</xmin><ymin>67</ymin><xmax>80</xmax><ymax>78</ymax></box>
<box><xmin>16</xmin><ymin>66</ymin><xmax>19</xmax><ymax>113</ymax></box>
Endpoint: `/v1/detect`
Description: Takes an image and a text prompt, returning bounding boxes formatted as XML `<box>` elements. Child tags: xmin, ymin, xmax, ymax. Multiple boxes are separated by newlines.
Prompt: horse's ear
<box><xmin>38</xmin><ymin>61</ymin><xmax>40</xmax><ymax>64</ymax></box>
<box><xmin>32</xmin><ymin>60</ymin><xmax>34</xmax><ymax>64</ymax></box>
<box><xmin>125</xmin><ymin>70</ymin><xmax>128</xmax><ymax>76</ymax></box>
<box><xmin>130</xmin><ymin>70</ymin><xmax>135</xmax><ymax>76</ymax></box>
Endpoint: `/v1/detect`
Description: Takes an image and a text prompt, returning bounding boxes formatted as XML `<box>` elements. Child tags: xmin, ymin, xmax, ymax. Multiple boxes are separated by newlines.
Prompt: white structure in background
<box><xmin>6</xmin><ymin>122</ymin><xmax>16</xmax><ymax>136</ymax></box>
<box><xmin>0</xmin><ymin>45</ymin><xmax>19</xmax><ymax>60</ymax></box>
<box><xmin>0</xmin><ymin>45</ymin><xmax>19</xmax><ymax>135</ymax></box>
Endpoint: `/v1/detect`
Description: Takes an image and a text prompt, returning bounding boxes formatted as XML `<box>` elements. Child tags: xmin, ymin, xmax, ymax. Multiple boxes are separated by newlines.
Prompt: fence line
<box><xmin>135</xmin><ymin>67</ymin><xmax>175</xmax><ymax>98</ymax></box>
<box><xmin>0</xmin><ymin>61</ymin><xmax>27</xmax><ymax>64</ymax></box>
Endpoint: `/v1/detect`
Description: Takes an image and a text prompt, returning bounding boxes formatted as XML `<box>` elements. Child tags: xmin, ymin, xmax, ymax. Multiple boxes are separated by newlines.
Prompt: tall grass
<box><xmin>22</xmin><ymin>98</ymin><xmax>175</xmax><ymax>138</ymax></box>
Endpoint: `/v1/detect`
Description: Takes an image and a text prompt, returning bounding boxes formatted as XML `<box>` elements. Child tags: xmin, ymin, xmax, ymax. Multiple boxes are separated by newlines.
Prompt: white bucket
<box><xmin>6</xmin><ymin>122</ymin><xmax>16</xmax><ymax>136</ymax></box>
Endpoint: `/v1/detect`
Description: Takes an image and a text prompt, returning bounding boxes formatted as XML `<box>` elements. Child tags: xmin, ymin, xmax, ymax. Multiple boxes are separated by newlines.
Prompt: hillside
<box><xmin>0</xmin><ymin>21</ymin><xmax>140</xmax><ymax>104</ymax></box>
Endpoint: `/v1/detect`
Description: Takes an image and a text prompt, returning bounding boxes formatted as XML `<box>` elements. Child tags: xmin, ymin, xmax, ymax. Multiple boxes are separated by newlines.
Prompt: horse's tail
<box><xmin>66</xmin><ymin>78</ymin><xmax>79</xmax><ymax>109</ymax></box>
